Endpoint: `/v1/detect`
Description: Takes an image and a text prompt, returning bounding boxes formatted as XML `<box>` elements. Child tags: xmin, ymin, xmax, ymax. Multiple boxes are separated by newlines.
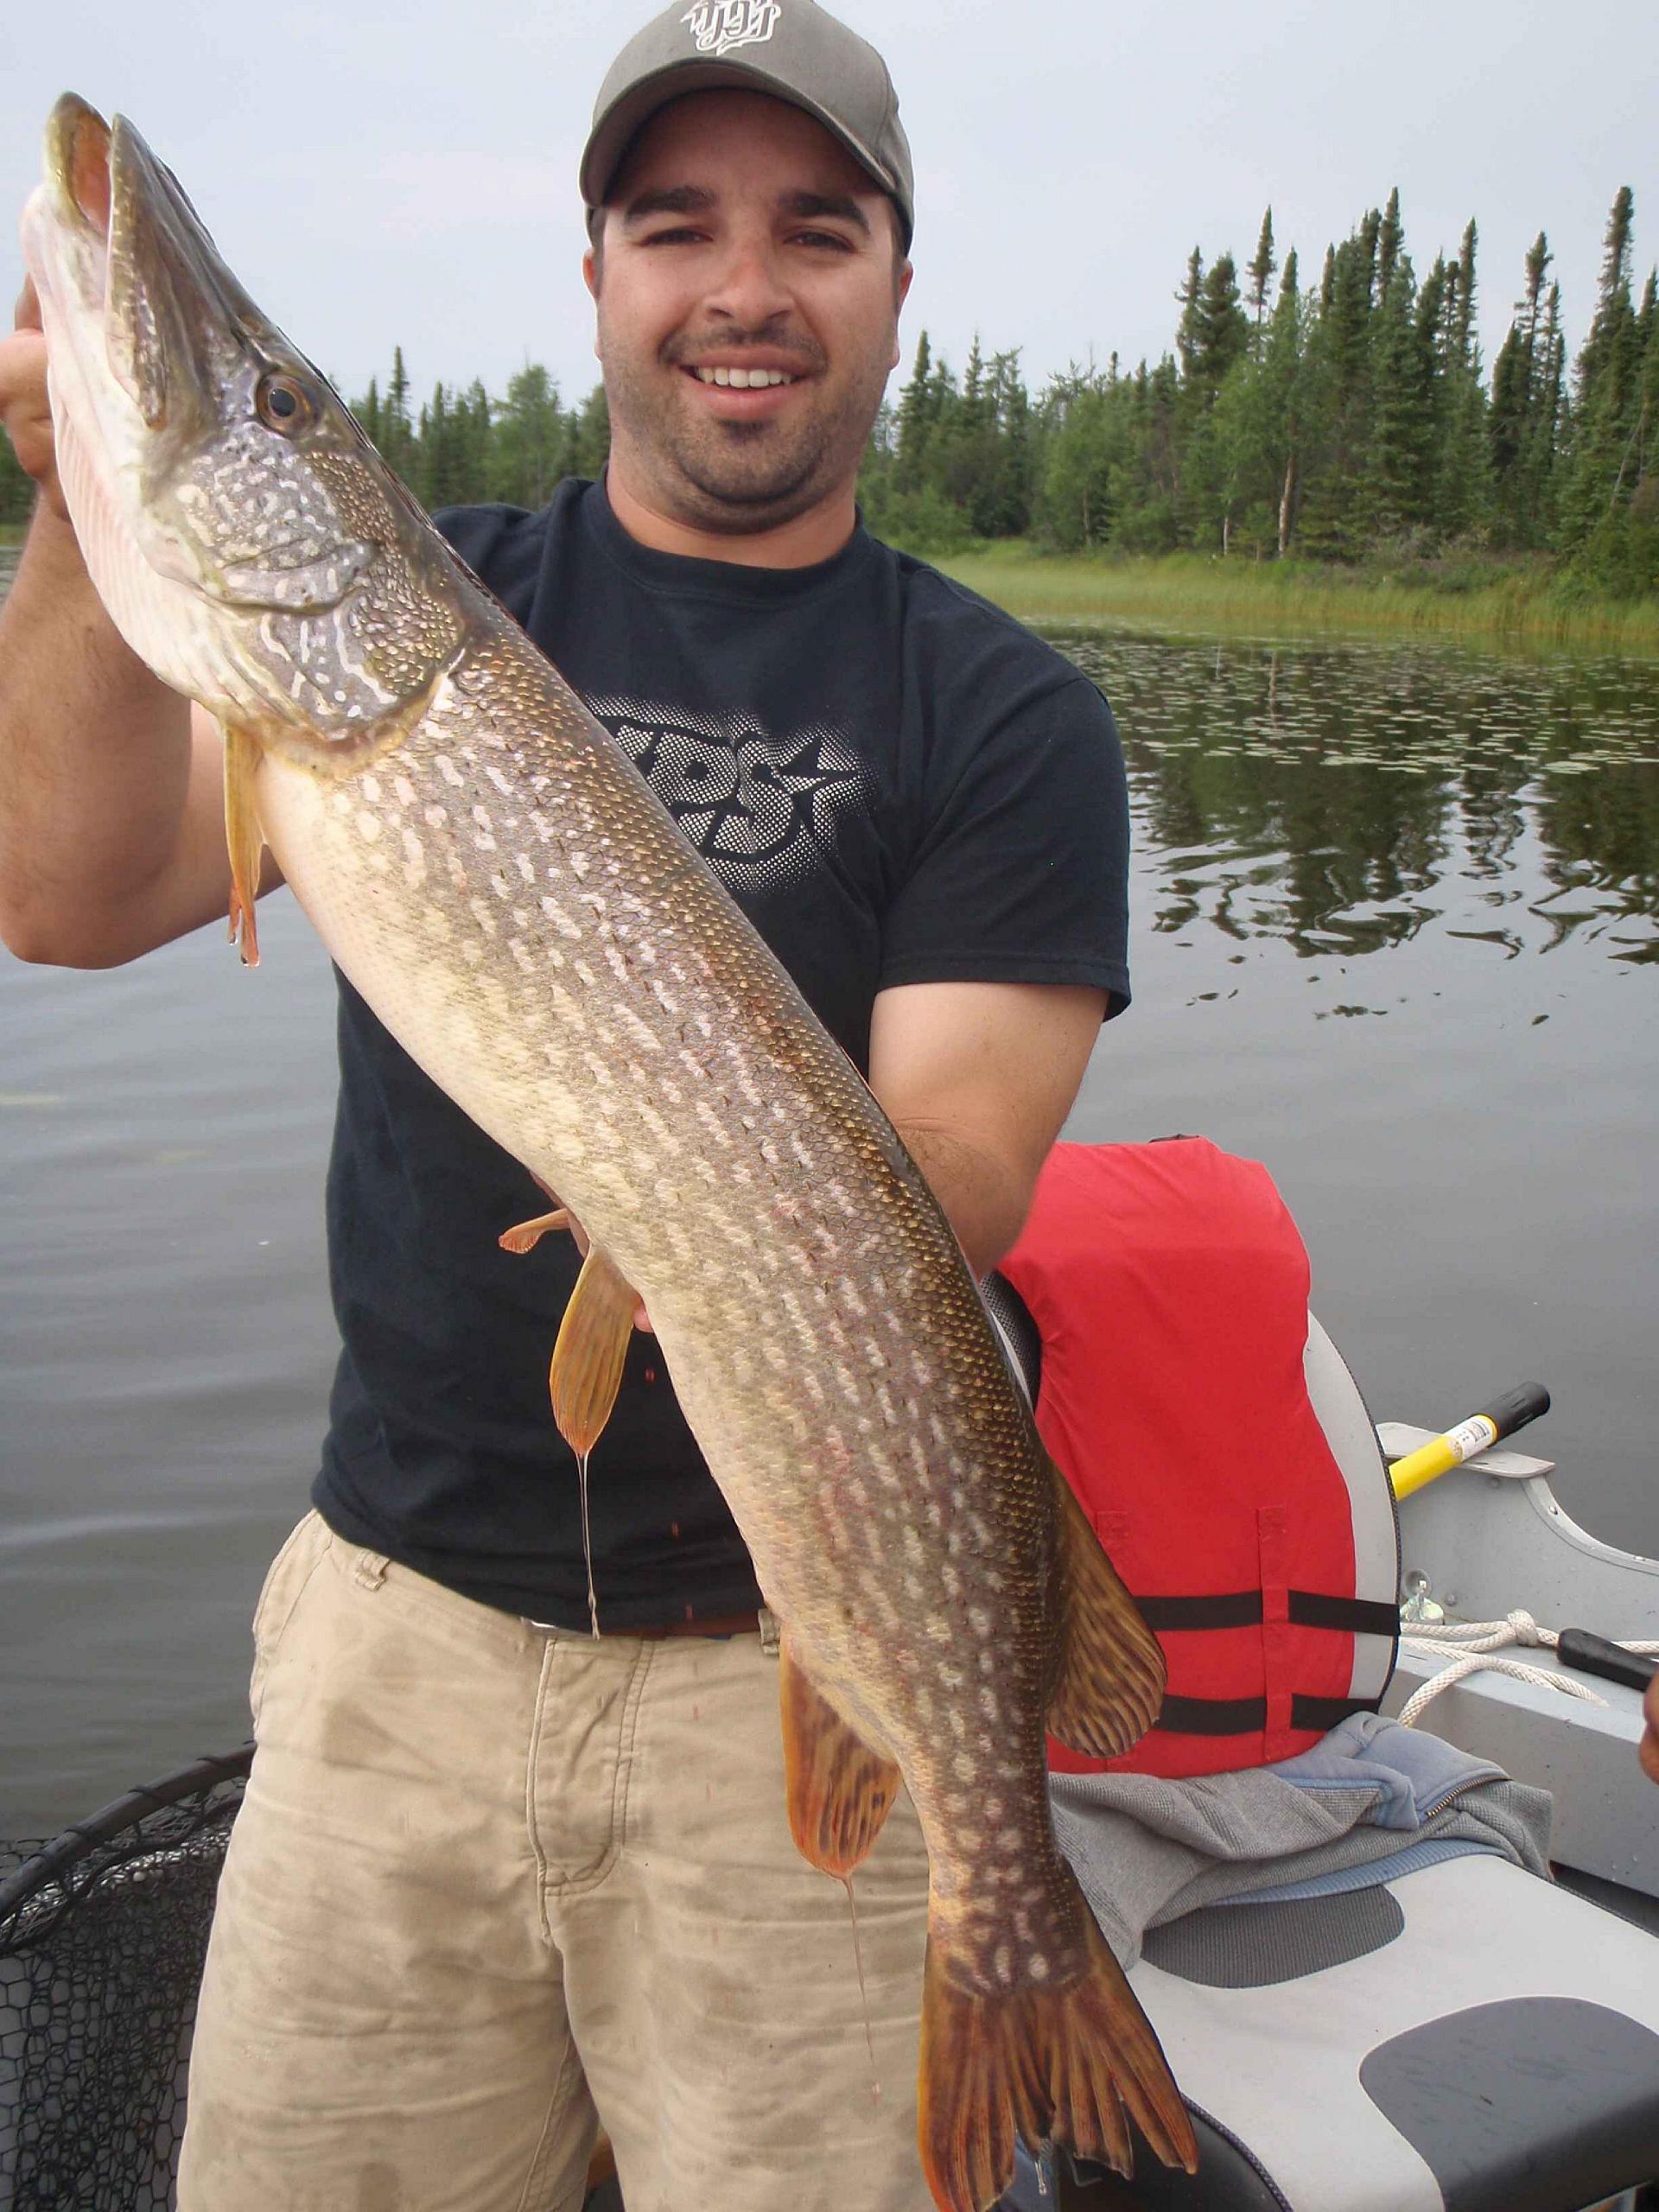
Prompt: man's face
<box><xmin>586</xmin><ymin>89</ymin><xmax>911</xmax><ymax>536</ymax></box>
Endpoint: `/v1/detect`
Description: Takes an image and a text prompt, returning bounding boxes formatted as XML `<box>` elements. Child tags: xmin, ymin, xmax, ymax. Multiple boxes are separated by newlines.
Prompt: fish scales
<box><xmin>23</xmin><ymin>93</ymin><xmax>1197</xmax><ymax>2209</ymax></box>
<box><xmin>265</xmin><ymin>615</ymin><xmax>1079</xmax><ymax>1973</ymax></box>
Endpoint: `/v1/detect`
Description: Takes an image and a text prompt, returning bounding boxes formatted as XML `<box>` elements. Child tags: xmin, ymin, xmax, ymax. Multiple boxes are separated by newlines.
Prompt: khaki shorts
<box><xmin>179</xmin><ymin>1511</ymin><xmax>933</xmax><ymax>2212</ymax></box>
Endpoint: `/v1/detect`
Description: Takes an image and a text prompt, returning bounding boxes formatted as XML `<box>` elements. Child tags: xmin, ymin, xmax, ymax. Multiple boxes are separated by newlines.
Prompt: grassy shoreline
<box><xmin>929</xmin><ymin>544</ymin><xmax>1659</xmax><ymax>655</ymax></box>
<box><xmin>7</xmin><ymin>519</ymin><xmax>1656</xmax><ymax>655</ymax></box>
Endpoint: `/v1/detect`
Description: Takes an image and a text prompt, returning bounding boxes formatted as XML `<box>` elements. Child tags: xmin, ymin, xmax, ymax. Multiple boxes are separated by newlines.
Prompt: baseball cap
<box><xmin>582</xmin><ymin>1</ymin><xmax>914</xmax><ymax>248</ymax></box>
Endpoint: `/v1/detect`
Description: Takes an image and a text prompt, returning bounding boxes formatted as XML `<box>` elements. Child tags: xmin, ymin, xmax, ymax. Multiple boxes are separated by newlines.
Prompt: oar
<box><xmin>1388</xmin><ymin>1382</ymin><xmax>1552</xmax><ymax>1502</ymax></box>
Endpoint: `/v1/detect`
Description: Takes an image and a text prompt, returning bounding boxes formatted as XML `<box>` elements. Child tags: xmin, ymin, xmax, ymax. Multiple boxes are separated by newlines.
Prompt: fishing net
<box><xmin>0</xmin><ymin>1745</ymin><xmax>251</xmax><ymax>2212</ymax></box>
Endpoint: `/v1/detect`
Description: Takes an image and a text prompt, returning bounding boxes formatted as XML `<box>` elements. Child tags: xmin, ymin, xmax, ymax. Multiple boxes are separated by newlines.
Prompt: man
<box><xmin>0</xmin><ymin>4</ymin><xmax>1130</xmax><ymax>2206</ymax></box>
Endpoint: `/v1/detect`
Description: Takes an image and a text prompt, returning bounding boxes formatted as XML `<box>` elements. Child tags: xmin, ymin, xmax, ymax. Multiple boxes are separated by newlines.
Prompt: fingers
<box><xmin>1643</xmin><ymin>1677</ymin><xmax>1659</xmax><ymax>1786</ymax></box>
<box><xmin>0</xmin><ymin>307</ymin><xmax>67</xmax><ymax>521</ymax></box>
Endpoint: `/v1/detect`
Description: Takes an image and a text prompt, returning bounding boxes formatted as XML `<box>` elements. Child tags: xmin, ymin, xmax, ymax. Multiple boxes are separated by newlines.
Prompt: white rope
<box><xmin>1396</xmin><ymin>1608</ymin><xmax>1659</xmax><ymax>1727</ymax></box>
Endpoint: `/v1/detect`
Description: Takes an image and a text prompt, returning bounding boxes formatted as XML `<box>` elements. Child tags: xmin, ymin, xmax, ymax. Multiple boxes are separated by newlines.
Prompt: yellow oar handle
<box><xmin>1389</xmin><ymin>1383</ymin><xmax>1552</xmax><ymax>1502</ymax></box>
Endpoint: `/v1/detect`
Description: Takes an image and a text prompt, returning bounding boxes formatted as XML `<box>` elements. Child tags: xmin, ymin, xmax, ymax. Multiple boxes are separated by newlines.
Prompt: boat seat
<box><xmin>1000</xmin><ymin>1852</ymin><xmax>1659</xmax><ymax>2211</ymax></box>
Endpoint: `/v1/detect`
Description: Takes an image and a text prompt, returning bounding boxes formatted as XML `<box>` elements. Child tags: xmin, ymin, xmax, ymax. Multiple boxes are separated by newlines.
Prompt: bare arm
<box><xmin>868</xmin><ymin>979</ymin><xmax>1108</xmax><ymax>1278</ymax></box>
<box><xmin>0</xmin><ymin>283</ymin><xmax>274</xmax><ymax>969</ymax></box>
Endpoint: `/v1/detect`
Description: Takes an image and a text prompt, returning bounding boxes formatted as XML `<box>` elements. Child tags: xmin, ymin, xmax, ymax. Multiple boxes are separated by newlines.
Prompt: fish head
<box><xmin>22</xmin><ymin>95</ymin><xmax>466</xmax><ymax>765</ymax></box>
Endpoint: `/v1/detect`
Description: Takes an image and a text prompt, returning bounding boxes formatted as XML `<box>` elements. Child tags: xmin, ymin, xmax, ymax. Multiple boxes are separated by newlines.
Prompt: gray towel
<box><xmin>1051</xmin><ymin>1713</ymin><xmax>1554</xmax><ymax>1966</ymax></box>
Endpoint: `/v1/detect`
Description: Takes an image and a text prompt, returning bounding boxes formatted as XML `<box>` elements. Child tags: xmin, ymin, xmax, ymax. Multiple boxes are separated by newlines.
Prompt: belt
<box><xmin>525</xmin><ymin>1610</ymin><xmax>763</xmax><ymax>1641</ymax></box>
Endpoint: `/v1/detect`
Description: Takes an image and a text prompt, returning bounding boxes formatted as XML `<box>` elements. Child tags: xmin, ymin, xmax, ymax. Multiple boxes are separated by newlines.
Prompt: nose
<box><xmin>701</xmin><ymin>228</ymin><xmax>795</xmax><ymax>332</ymax></box>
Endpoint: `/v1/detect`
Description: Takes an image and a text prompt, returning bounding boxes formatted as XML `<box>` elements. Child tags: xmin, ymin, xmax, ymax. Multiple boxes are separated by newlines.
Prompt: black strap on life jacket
<box><xmin>1137</xmin><ymin>1591</ymin><xmax>1400</xmax><ymax>1638</ymax></box>
<box><xmin>1137</xmin><ymin>1589</ymin><xmax>1399</xmax><ymax>1738</ymax></box>
<box><xmin>1155</xmin><ymin>1691</ymin><xmax>1385</xmax><ymax>1736</ymax></box>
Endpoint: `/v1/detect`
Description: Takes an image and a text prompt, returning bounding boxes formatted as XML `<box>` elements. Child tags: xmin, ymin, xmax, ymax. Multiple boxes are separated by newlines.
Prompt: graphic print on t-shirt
<box><xmin>586</xmin><ymin>695</ymin><xmax>869</xmax><ymax>892</ymax></box>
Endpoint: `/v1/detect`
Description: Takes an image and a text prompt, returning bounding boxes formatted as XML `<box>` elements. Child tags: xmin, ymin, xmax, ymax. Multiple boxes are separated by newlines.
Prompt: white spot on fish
<box><xmin>1027</xmin><ymin>1953</ymin><xmax>1050</xmax><ymax>1982</ymax></box>
<box><xmin>424</xmin><ymin>804</ymin><xmax>448</xmax><ymax>829</ymax></box>
<box><xmin>359</xmin><ymin>774</ymin><xmax>382</xmax><ymax>803</ymax></box>
<box><xmin>355</xmin><ymin>810</ymin><xmax>382</xmax><ymax>842</ymax></box>
<box><xmin>438</xmin><ymin>757</ymin><xmax>464</xmax><ymax>788</ymax></box>
<box><xmin>393</xmin><ymin>776</ymin><xmax>416</xmax><ymax>807</ymax></box>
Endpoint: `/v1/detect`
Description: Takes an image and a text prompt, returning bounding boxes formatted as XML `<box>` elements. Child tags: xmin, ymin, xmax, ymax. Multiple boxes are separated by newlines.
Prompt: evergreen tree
<box><xmin>1490</xmin><ymin>233</ymin><xmax>1560</xmax><ymax>544</ymax></box>
<box><xmin>381</xmin><ymin>345</ymin><xmax>416</xmax><ymax>486</ymax></box>
<box><xmin>1433</xmin><ymin>221</ymin><xmax>1491</xmax><ymax>540</ymax></box>
<box><xmin>1377</xmin><ymin>188</ymin><xmax>1405</xmax><ymax>304</ymax></box>
<box><xmin>1363</xmin><ymin>249</ymin><xmax>1434</xmax><ymax>537</ymax></box>
<box><xmin>1561</xmin><ymin>188</ymin><xmax>1642</xmax><ymax>553</ymax></box>
<box><xmin>1297</xmin><ymin>225</ymin><xmax>1378</xmax><ymax>558</ymax></box>
<box><xmin>564</xmin><ymin>383</ymin><xmax>612</xmax><ymax>481</ymax></box>
<box><xmin>1245</xmin><ymin>209</ymin><xmax>1277</xmax><ymax>336</ymax></box>
<box><xmin>893</xmin><ymin>332</ymin><xmax>944</xmax><ymax>495</ymax></box>
<box><xmin>493</xmin><ymin>363</ymin><xmax>564</xmax><ymax>507</ymax></box>
<box><xmin>1174</xmin><ymin>250</ymin><xmax>1205</xmax><ymax>381</ymax></box>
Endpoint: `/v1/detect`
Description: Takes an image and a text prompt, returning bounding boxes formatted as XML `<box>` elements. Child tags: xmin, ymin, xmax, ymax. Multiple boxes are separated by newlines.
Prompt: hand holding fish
<box><xmin>1</xmin><ymin>278</ymin><xmax>67</xmax><ymax>519</ymax></box>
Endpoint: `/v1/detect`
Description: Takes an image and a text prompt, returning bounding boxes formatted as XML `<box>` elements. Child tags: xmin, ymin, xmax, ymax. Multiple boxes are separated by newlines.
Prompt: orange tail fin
<box><xmin>918</xmin><ymin>1878</ymin><xmax>1198</xmax><ymax>2212</ymax></box>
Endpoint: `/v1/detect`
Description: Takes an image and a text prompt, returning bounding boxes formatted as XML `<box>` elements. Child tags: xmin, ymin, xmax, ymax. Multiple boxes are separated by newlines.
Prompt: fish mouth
<box><xmin>34</xmin><ymin>92</ymin><xmax>284</xmax><ymax>449</ymax></box>
<box><xmin>44</xmin><ymin>92</ymin><xmax>112</xmax><ymax>238</ymax></box>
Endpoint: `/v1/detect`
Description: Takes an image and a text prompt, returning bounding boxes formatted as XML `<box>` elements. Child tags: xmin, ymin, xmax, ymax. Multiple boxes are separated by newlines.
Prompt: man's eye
<box><xmin>793</xmin><ymin>230</ymin><xmax>855</xmax><ymax>252</ymax></box>
<box><xmin>642</xmin><ymin>227</ymin><xmax>704</xmax><ymax>247</ymax></box>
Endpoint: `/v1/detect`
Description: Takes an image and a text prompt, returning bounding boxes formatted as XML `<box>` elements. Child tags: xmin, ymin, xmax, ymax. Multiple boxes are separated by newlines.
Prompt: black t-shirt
<box><xmin>311</xmin><ymin>478</ymin><xmax>1130</xmax><ymax>1627</ymax></box>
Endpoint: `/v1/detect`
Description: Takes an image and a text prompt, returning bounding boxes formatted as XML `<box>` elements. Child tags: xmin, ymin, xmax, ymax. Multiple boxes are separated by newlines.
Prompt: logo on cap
<box><xmin>682</xmin><ymin>1</ymin><xmax>782</xmax><ymax>59</ymax></box>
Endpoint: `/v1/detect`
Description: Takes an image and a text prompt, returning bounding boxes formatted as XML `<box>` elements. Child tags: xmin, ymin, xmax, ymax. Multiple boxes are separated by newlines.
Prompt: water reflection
<box><xmin>1056</xmin><ymin>632</ymin><xmax>1659</xmax><ymax>967</ymax></box>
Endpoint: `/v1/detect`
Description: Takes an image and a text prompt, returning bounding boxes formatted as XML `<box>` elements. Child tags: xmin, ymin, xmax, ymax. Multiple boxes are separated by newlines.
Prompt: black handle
<box><xmin>1557</xmin><ymin>1628</ymin><xmax>1657</xmax><ymax>1694</ymax></box>
<box><xmin>1476</xmin><ymin>1382</ymin><xmax>1551</xmax><ymax>1444</ymax></box>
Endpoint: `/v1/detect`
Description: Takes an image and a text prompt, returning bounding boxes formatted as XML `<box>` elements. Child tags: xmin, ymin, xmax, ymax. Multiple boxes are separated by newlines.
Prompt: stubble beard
<box><xmin>603</xmin><ymin>329</ymin><xmax>888</xmax><ymax>537</ymax></box>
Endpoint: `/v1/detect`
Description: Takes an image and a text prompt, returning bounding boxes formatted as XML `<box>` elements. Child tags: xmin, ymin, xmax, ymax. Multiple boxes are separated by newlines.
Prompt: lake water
<box><xmin>3</xmin><ymin>598</ymin><xmax>1657</xmax><ymax>1836</ymax></box>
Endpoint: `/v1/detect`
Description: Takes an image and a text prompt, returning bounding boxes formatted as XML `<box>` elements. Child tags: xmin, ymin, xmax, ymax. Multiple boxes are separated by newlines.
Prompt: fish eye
<box><xmin>256</xmin><ymin>371</ymin><xmax>317</xmax><ymax>436</ymax></box>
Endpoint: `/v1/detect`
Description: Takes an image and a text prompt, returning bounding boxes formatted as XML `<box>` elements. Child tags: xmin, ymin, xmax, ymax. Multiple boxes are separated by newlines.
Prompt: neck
<box><xmin>603</xmin><ymin>461</ymin><xmax>856</xmax><ymax>569</ymax></box>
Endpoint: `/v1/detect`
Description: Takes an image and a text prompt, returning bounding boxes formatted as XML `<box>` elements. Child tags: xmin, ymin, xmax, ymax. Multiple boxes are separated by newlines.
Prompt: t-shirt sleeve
<box><xmin>879</xmin><ymin>672</ymin><xmax>1131</xmax><ymax>1018</ymax></box>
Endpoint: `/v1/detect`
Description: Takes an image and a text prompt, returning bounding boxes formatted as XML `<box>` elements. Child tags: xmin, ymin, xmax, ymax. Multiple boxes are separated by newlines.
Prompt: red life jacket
<box><xmin>998</xmin><ymin>1138</ymin><xmax>1398</xmax><ymax>1778</ymax></box>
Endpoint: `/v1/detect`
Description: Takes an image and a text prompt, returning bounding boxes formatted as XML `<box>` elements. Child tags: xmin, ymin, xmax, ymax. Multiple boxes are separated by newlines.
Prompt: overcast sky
<box><xmin>5</xmin><ymin>0</ymin><xmax>1656</xmax><ymax>420</ymax></box>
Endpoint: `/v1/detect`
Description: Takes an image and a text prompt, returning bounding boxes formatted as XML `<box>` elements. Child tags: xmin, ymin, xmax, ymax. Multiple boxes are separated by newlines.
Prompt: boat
<box><xmin>3</xmin><ymin>1172</ymin><xmax>1656</xmax><ymax>2211</ymax></box>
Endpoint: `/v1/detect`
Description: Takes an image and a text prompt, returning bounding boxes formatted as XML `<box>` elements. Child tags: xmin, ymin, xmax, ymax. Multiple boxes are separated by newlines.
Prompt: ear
<box><xmin>891</xmin><ymin>259</ymin><xmax>914</xmax><ymax>368</ymax></box>
<box><xmin>582</xmin><ymin>247</ymin><xmax>600</xmax><ymax>302</ymax></box>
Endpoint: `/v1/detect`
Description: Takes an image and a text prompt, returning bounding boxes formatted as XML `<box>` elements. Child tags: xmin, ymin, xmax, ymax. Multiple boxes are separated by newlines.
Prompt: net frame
<box><xmin>1</xmin><ymin>1745</ymin><xmax>251</xmax><ymax>2211</ymax></box>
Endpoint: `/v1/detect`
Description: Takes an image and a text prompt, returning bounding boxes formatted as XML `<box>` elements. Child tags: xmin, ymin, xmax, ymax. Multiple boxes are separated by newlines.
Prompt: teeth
<box><xmin>694</xmin><ymin>366</ymin><xmax>794</xmax><ymax>388</ymax></box>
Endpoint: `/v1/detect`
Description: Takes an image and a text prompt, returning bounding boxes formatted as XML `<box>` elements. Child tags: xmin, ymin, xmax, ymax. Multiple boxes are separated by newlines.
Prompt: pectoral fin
<box><xmin>499</xmin><ymin>1206</ymin><xmax>569</xmax><ymax>1255</ymax></box>
<box><xmin>222</xmin><ymin>721</ymin><xmax>265</xmax><ymax>968</ymax></box>
<box><xmin>1046</xmin><ymin>1462</ymin><xmax>1167</xmax><ymax>1760</ymax></box>
<box><xmin>548</xmin><ymin>1244</ymin><xmax>639</xmax><ymax>1458</ymax></box>
<box><xmin>779</xmin><ymin>1633</ymin><xmax>902</xmax><ymax>1877</ymax></box>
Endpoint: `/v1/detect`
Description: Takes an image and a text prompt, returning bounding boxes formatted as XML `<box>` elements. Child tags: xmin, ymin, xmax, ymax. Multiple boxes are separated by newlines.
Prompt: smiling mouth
<box><xmin>687</xmin><ymin>365</ymin><xmax>799</xmax><ymax>389</ymax></box>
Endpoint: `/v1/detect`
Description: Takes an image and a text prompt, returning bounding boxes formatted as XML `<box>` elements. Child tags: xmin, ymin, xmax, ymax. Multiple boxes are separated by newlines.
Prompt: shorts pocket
<box><xmin>250</xmin><ymin>1509</ymin><xmax>328</xmax><ymax>1725</ymax></box>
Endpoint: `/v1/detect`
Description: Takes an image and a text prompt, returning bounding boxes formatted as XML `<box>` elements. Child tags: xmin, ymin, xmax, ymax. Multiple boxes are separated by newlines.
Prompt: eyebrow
<box><xmin>778</xmin><ymin>189</ymin><xmax>871</xmax><ymax>237</ymax></box>
<box><xmin>620</xmin><ymin>185</ymin><xmax>716</xmax><ymax>226</ymax></box>
<box><xmin>619</xmin><ymin>183</ymin><xmax>873</xmax><ymax>238</ymax></box>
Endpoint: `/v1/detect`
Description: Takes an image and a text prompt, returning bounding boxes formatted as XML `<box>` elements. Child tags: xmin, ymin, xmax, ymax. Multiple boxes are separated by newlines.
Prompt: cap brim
<box><xmin>581</xmin><ymin>61</ymin><xmax>908</xmax><ymax>245</ymax></box>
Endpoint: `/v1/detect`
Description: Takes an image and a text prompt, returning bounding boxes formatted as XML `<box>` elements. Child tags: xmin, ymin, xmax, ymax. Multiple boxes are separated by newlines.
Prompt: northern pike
<box><xmin>22</xmin><ymin>96</ymin><xmax>1198</xmax><ymax>2209</ymax></box>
